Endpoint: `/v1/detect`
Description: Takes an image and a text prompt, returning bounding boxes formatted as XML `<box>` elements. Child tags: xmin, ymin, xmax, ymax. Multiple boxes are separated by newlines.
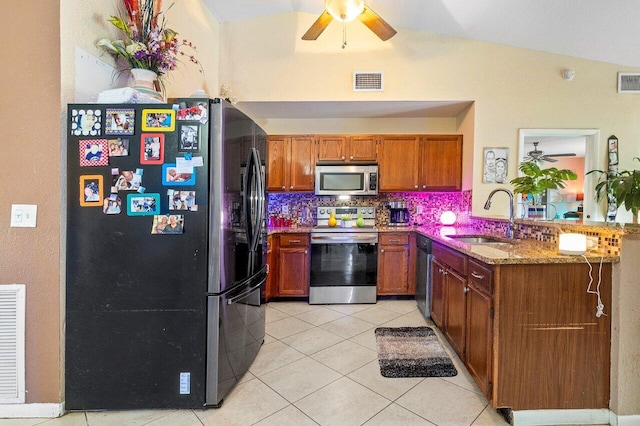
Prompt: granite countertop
<box><xmin>416</xmin><ymin>226</ymin><xmax>619</xmax><ymax>265</ymax></box>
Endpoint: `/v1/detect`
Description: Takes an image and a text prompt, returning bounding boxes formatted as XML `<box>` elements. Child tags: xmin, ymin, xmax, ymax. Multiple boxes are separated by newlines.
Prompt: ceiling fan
<box><xmin>302</xmin><ymin>0</ymin><xmax>397</xmax><ymax>45</ymax></box>
<box><xmin>523</xmin><ymin>141</ymin><xmax>576</xmax><ymax>163</ymax></box>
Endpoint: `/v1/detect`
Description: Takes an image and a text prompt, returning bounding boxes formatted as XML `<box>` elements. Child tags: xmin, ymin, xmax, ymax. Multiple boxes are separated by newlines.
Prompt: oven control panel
<box><xmin>315</xmin><ymin>206</ymin><xmax>376</xmax><ymax>228</ymax></box>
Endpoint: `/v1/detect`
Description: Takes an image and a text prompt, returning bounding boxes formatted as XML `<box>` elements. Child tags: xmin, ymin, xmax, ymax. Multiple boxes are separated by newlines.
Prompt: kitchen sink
<box><xmin>447</xmin><ymin>235</ymin><xmax>514</xmax><ymax>245</ymax></box>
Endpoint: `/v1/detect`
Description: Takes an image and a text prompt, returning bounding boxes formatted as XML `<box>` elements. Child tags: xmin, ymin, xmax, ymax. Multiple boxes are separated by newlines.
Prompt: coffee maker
<box><xmin>387</xmin><ymin>201</ymin><xmax>410</xmax><ymax>227</ymax></box>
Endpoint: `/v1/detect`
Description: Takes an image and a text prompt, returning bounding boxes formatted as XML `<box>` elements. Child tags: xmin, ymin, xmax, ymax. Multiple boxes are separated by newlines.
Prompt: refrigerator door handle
<box><xmin>226</xmin><ymin>265</ymin><xmax>267</xmax><ymax>305</ymax></box>
<box><xmin>243</xmin><ymin>149</ymin><xmax>256</xmax><ymax>250</ymax></box>
<box><xmin>249</xmin><ymin>148</ymin><xmax>265</xmax><ymax>253</ymax></box>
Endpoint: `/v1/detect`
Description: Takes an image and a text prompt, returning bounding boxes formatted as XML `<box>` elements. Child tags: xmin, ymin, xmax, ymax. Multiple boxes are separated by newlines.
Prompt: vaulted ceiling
<box><xmin>204</xmin><ymin>0</ymin><xmax>640</xmax><ymax>68</ymax></box>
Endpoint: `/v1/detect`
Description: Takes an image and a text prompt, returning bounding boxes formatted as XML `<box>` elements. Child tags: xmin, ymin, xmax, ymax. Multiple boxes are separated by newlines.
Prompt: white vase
<box><xmin>130</xmin><ymin>68</ymin><xmax>164</xmax><ymax>102</ymax></box>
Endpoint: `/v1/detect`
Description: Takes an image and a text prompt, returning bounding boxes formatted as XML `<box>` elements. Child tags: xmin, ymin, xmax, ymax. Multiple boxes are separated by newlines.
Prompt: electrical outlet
<box><xmin>586</xmin><ymin>236</ymin><xmax>598</xmax><ymax>250</ymax></box>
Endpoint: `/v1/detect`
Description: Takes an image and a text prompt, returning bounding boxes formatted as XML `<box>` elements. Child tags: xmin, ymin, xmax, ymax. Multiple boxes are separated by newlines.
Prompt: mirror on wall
<box><xmin>518</xmin><ymin>129</ymin><xmax>603</xmax><ymax>221</ymax></box>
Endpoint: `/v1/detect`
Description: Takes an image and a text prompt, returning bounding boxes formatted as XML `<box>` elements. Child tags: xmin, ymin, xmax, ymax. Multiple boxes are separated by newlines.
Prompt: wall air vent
<box><xmin>353</xmin><ymin>71</ymin><xmax>384</xmax><ymax>92</ymax></box>
<box><xmin>0</xmin><ymin>285</ymin><xmax>25</xmax><ymax>403</ymax></box>
<box><xmin>618</xmin><ymin>72</ymin><xmax>640</xmax><ymax>93</ymax></box>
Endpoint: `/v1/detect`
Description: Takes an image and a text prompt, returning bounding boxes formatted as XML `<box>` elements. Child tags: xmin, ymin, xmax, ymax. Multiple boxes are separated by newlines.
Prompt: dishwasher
<box><xmin>415</xmin><ymin>234</ymin><xmax>432</xmax><ymax>318</ymax></box>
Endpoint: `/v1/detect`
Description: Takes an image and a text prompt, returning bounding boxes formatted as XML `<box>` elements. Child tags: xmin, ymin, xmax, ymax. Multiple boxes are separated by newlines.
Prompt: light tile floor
<box><xmin>1</xmin><ymin>300</ymin><xmax>510</xmax><ymax>426</ymax></box>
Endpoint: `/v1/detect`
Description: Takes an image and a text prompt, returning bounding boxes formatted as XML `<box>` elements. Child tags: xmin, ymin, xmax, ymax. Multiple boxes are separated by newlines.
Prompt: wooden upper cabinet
<box><xmin>420</xmin><ymin>135</ymin><xmax>463</xmax><ymax>191</ymax></box>
<box><xmin>348</xmin><ymin>135</ymin><xmax>378</xmax><ymax>162</ymax></box>
<box><xmin>267</xmin><ymin>135</ymin><xmax>315</xmax><ymax>192</ymax></box>
<box><xmin>316</xmin><ymin>135</ymin><xmax>377</xmax><ymax>163</ymax></box>
<box><xmin>316</xmin><ymin>135</ymin><xmax>348</xmax><ymax>162</ymax></box>
<box><xmin>289</xmin><ymin>136</ymin><xmax>315</xmax><ymax>191</ymax></box>
<box><xmin>377</xmin><ymin>135</ymin><xmax>420</xmax><ymax>191</ymax></box>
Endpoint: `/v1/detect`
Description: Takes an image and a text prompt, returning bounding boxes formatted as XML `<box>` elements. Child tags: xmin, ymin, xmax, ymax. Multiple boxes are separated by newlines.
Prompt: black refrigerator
<box><xmin>65</xmin><ymin>98</ymin><xmax>267</xmax><ymax>409</ymax></box>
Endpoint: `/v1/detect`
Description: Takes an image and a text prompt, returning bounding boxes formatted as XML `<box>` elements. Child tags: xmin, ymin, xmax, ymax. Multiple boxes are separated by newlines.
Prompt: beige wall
<box><xmin>0</xmin><ymin>0</ymin><xmax>62</xmax><ymax>403</ymax></box>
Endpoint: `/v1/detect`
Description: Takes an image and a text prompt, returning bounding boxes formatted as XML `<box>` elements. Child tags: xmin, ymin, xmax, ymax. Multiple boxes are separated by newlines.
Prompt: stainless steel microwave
<box><xmin>314</xmin><ymin>164</ymin><xmax>378</xmax><ymax>196</ymax></box>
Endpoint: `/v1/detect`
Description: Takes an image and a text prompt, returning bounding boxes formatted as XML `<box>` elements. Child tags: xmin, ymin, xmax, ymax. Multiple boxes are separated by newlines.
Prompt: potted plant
<box><xmin>587</xmin><ymin>157</ymin><xmax>640</xmax><ymax>223</ymax></box>
<box><xmin>510</xmin><ymin>160</ymin><xmax>578</xmax><ymax>219</ymax></box>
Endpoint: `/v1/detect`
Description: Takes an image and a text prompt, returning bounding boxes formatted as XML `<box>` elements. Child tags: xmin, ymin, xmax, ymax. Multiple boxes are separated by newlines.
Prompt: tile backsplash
<box><xmin>267</xmin><ymin>191</ymin><xmax>472</xmax><ymax>227</ymax></box>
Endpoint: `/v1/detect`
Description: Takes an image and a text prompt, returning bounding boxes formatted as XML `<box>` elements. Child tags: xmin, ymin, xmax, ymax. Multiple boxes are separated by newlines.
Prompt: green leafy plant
<box><xmin>510</xmin><ymin>161</ymin><xmax>578</xmax><ymax>202</ymax></box>
<box><xmin>587</xmin><ymin>157</ymin><xmax>640</xmax><ymax>216</ymax></box>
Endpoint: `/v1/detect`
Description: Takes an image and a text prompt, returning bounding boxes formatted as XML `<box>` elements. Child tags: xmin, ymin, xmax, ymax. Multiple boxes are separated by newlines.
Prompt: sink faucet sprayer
<box><xmin>484</xmin><ymin>188</ymin><xmax>516</xmax><ymax>239</ymax></box>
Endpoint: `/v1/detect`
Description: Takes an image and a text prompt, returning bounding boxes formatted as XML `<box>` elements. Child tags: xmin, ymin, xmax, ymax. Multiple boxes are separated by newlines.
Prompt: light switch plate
<box><xmin>10</xmin><ymin>204</ymin><xmax>37</xmax><ymax>228</ymax></box>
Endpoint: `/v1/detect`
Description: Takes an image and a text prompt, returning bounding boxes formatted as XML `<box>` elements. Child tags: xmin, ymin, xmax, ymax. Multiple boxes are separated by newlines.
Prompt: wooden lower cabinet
<box><xmin>377</xmin><ymin>232</ymin><xmax>415</xmax><ymax>295</ymax></box>
<box><xmin>267</xmin><ymin>233</ymin><xmax>310</xmax><ymax>298</ymax></box>
<box><xmin>430</xmin><ymin>240</ymin><xmax>612</xmax><ymax>411</ymax></box>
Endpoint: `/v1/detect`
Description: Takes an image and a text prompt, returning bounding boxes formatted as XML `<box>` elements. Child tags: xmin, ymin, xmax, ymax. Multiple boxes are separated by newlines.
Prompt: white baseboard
<box><xmin>0</xmin><ymin>403</ymin><xmax>64</xmax><ymax>418</ymax></box>
<box><xmin>611</xmin><ymin>413</ymin><xmax>640</xmax><ymax>426</ymax></box>
<box><xmin>512</xmin><ymin>408</ymin><xmax>610</xmax><ymax>425</ymax></box>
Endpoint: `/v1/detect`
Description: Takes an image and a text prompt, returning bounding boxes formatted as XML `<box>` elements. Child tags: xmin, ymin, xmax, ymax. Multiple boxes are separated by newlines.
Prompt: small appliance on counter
<box><xmin>387</xmin><ymin>201</ymin><xmax>410</xmax><ymax>226</ymax></box>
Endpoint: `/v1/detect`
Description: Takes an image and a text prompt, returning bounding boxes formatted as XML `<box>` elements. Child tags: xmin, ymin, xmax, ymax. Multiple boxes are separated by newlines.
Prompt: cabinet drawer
<box><xmin>280</xmin><ymin>234</ymin><xmax>310</xmax><ymax>246</ymax></box>
<box><xmin>379</xmin><ymin>233</ymin><xmax>409</xmax><ymax>245</ymax></box>
<box><xmin>433</xmin><ymin>243</ymin><xmax>467</xmax><ymax>276</ymax></box>
<box><xmin>468</xmin><ymin>259</ymin><xmax>493</xmax><ymax>295</ymax></box>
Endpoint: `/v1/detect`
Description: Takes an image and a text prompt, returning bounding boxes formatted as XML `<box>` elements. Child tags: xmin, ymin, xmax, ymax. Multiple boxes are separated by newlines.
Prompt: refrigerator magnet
<box><xmin>141</xmin><ymin>109</ymin><xmax>176</xmax><ymax>132</ymax></box>
<box><xmin>104</xmin><ymin>108</ymin><xmax>135</xmax><ymax>136</ymax></box>
<box><xmin>102</xmin><ymin>196</ymin><xmax>122</xmax><ymax>215</ymax></box>
<box><xmin>113</xmin><ymin>170</ymin><xmax>143</xmax><ymax>192</ymax></box>
<box><xmin>162</xmin><ymin>164</ymin><xmax>196</xmax><ymax>186</ymax></box>
<box><xmin>176</xmin><ymin>101</ymin><xmax>208</xmax><ymax>124</ymax></box>
<box><xmin>79</xmin><ymin>139</ymin><xmax>109</xmax><ymax>167</ymax></box>
<box><xmin>140</xmin><ymin>134</ymin><xmax>165</xmax><ymax>164</ymax></box>
<box><xmin>107</xmin><ymin>138</ymin><xmax>129</xmax><ymax>157</ymax></box>
<box><xmin>79</xmin><ymin>175</ymin><xmax>103</xmax><ymax>207</ymax></box>
<box><xmin>126</xmin><ymin>193</ymin><xmax>160</xmax><ymax>216</ymax></box>
<box><xmin>70</xmin><ymin>108</ymin><xmax>102</xmax><ymax>136</ymax></box>
<box><xmin>168</xmin><ymin>190</ymin><xmax>196</xmax><ymax>211</ymax></box>
<box><xmin>179</xmin><ymin>124</ymin><xmax>200</xmax><ymax>151</ymax></box>
<box><xmin>151</xmin><ymin>214</ymin><xmax>184</xmax><ymax>234</ymax></box>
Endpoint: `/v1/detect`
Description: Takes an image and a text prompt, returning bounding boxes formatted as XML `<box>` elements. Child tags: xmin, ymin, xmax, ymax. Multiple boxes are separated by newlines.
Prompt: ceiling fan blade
<box><xmin>357</xmin><ymin>6</ymin><xmax>397</xmax><ymax>41</ymax></box>
<box><xmin>547</xmin><ymin>153</ymin><xmax>577</xmax><ymax>157</ymax></box>
<box><xmin>302</xmin><ymin>10</ymin><xmax>333</xmax><ymax>40</ymax></box>
<box><xmin>541</xmin><ymin>156</ymin><xmax>558</xmax><ymax>163</ymax></box>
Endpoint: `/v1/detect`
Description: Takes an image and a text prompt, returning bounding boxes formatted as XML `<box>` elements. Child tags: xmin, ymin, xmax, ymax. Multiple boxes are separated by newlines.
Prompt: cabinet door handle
<box><xmin>422</xmin><ymin>185</ymin><xmax>426</xmax><ymax>189</ymax></box>
<box><xmin>289</xmin><ymin>239</ymin><xmax>301</xmax><ymax>243</ymax></box>
<box><xmin>464</xmin><ymin>286</ymin><xmax>469</xmax><ymax>294</ymax></box>
<box><xmin>414</xmin><ymin>185</ymin><xmax>419</xmax><ymax>189</ymax></box>
<box><xmin>471</xmin><ymin>272</ymin><xmax>485</xmax><ymax>280</ymax></box>
<box><xmin>350</xmin><ymin>156</ymin><xmax>354</xmax><ymax>160</ymax></box>
<box><xmin>290</xmin><ymin>185</ymin><xmax>294</xmax><ymax>189</ymax></box>
<box><xmin>304</xmin><ymin>250</ymin><xmax>308</xmax><ymax>254</ymax></box>
<box><xmin>381</xmin><ymin>249</ymin><xmax>385</xmax><ymax>253</ymax></box>
<box><xmin>388</xmin><ymin>239</ymin><xmax>401</xmax><ymax>243</ymax></box>
<box><xmin>341</xmin><ymin>156</ymin><xmax>345</xmax><ymax>160</ymax></box>
<box><xmin>281</xmin><ymin>186</ymin><xmax>286</xmax><ymax>190</ymax></box>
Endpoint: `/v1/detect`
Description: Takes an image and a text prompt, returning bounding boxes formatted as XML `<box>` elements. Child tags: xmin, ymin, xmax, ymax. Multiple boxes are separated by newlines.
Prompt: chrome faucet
<box><xmin>484</xmin><ymin>188</ymin><xmax>516</xmax><ymax>239</ymax></box>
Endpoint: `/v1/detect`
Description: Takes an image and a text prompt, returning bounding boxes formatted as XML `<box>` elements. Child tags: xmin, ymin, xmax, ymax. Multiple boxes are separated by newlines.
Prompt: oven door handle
<box><xmin>311</xmin><ymin>234</ymin><xmax>378</xmax><ymax>244</ymax></box>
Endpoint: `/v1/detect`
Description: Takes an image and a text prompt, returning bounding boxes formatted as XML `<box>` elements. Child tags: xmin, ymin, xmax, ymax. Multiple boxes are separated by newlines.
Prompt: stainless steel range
<box><xmin>310</xmin><ymin>206</ymin><xmax>378</xmax><ymax>304</ymax></box>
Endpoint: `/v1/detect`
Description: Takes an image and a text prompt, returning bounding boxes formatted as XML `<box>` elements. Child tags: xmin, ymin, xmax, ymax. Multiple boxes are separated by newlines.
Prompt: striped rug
<box><xmin>374</xmin><ymin>326</ymin><xmax>458</xmax><ymax>378</ymax></box>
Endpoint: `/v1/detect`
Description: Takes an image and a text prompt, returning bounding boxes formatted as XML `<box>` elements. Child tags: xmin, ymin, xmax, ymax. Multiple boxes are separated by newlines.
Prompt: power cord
<box><xmin>581</xmin><ymin>254</ymin><xmax>606</xmax><ymax>318</ymax></box>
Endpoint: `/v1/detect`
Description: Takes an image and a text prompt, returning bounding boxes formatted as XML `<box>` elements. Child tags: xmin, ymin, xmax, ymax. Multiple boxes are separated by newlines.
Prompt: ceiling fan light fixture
<box><xmin>325</xmin><ymin>0</ymin><xmax>365</xmax><ymax>22</ymax></box>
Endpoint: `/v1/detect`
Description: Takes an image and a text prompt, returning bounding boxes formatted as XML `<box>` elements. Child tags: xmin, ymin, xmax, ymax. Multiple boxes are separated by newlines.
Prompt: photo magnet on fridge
<box><xmin>79</xmin><ymin>175</ymin><xmax>104</xmax><ymax>207</ymax></box>
<box><xmin>105</xmin><ymin>108</ymin><xmax>135</xmax><ymax>135</ymax></box>
<box><xmin>126</xmin><ymin>193</ymin><xmax>160</xmax><ymax>216</ymax></box>
<box><xmin>140</xmin><ymin>134</ymin><xmax>165</xmax><ymax>164</ymax></box>
<box><xmin>107</xmin><ymin>138</ymin><xmax>129</xmax><ymax>157</ymax></box>
<box><xmin>179</xmin><ymin>124</ymin><xmax>200</xmax><ymax>151</ymax></box>
<box><xmin>168</xmin><ymin>190</ymin><xmax>196</xmax><ymax>211</ymax></box>
<box><xmin>70</xmin><ymin>108</ymin><xmax>102</xmax><ymax>136</ymax></box>
<box><xmin>102</xmin><ymin>196</ymin><xmax>122</xmax><ymax>215</ymax></box>
<box><xmin>162</xmin><ymin>164</ymin><xmax>196</xmax><ymax>186</ymax></box>
<box><xmin>151</xmin><ymin>214</ymin><xmax>184</xmax><ymax>234</ymax></box>
<box><xmin>141</xmin><ymin>109</ymin><xmax>176</xmax><ymax>132</ymax></box>
<box><xmin>79</xmin><ymin>139</ymin><xmax>109</xmax><ymax>167</ymax></box>
<box><xmin>113</xmin><ymin>170</ymin><xmax>143</xmax><ymax>191</ymax></box>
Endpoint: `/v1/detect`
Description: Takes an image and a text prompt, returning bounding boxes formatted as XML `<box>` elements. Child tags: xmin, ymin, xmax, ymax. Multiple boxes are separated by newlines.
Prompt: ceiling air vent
<box><xmin>618</xmin><ymin>72</ymin><xmax>640</xmax><ymax>93</ymax></box>
<box><xmin>353</xmin><ymin>71</ymin><xmax>384</xmax><ymax>92</ymax></box>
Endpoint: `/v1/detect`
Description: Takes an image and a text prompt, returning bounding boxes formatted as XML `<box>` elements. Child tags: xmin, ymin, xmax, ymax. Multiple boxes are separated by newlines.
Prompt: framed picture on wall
<box><xmin>483</xmin><ymin>147</ymin><xmax>509</xmax><ymax>184</ymax></box>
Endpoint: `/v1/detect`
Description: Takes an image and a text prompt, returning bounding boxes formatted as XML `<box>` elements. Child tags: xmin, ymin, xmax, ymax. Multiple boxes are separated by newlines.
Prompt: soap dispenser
<box><xmin>328</xmin><ymin>212</ymin><xmax>337</xmax><ymax>227</ymax></box>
